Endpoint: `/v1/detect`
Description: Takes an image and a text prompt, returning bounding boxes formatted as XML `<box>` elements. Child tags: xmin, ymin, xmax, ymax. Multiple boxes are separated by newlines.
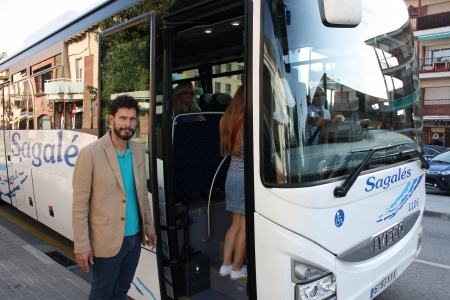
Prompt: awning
<box><xmin>423</xmin><ymin>115</ymin><xmax>450</xmax><ymax>120</ymax></box>
<box><xmin>418</xmin><ymin>32</ymin><xmax>450</xmax><ymax>41</ymax></box>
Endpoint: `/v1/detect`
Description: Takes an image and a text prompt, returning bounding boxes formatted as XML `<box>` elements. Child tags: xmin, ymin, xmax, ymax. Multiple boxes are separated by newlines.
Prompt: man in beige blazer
<box><xmin>72</xmin><ymin>95</ymin><xmax>157</xmax><ymax>299</ymax></box>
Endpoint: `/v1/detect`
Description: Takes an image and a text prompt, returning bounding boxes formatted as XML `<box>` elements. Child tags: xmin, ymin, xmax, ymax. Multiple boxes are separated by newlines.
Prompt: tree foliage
<box><xmin>0</xmin><ymin>52</ymin><xmax>6</xmax><ymax>61</ymax></box>
<box><xmin>95</xmin><ymin>0</ymin><xmax>175</xmax><ymax>120</ymax></box>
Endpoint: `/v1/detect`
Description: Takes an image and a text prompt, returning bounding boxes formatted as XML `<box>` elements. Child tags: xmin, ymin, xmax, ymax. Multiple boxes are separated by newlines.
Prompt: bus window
<box><xmin>9</xmin><ymin>80</ymin><xmax>33</xmax><ymax>130</ymax></box>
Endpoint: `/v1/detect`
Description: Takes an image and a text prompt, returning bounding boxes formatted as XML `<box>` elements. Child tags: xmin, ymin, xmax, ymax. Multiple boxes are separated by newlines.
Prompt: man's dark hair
<box><xmin>109</xmin><ymin>95</ymin><xmax>140</xmax><ymax>116</ymax></box>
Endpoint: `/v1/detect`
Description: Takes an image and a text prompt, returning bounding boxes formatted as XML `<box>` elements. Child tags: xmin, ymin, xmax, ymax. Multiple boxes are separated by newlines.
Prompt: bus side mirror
<box><xmin>318</xmin><ymin>0</ymin><xmax>362</xmax><ymax>28</ymax></box>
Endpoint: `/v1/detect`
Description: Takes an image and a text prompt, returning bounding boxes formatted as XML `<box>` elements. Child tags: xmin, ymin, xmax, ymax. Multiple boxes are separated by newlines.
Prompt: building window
<box><xmin>39</xmin><ymin>115</ymin><xmax>52</xmax><ymax>130</ymax></box>
<box><xmin>35</xmin><ymin>71</ymin><xmax>52</xmax><ymax>93</ymax></box>
<box><xmin>226</xmin><ymin>84</ymin><xmax>231</xmax><ymax>94</ymax></box>
<box><xmin>214</xmin><ymin>82</ymin><xmax>221</xmax><ymax>93</ymax></box>
<box><xmin>226</xmin><ymin>64</ymin><xmax>232</xmax><ymax>78</ymax></box>
<box><xmin>12</xmin><ymin>69</ymin><xmax>27</xmax><ymax>83</ymax></box>
<box><xmin>215</xmin><ymin>65</ymin><xmax>221</xmax><ymax>74</ymax></box>
<box><xmin>76</xmin><ymin>59</ymin><xmax>83</xmax><ymax>80</ymax></box>
<box><xmin>237</xmin><ymin>65</ymin><xmax>244</xmax><ymax>80</ymax></box>
<box><xmin>427</xmin><ymin>48</ymin><xmax>450</xmax><ymax>63</ymax></box>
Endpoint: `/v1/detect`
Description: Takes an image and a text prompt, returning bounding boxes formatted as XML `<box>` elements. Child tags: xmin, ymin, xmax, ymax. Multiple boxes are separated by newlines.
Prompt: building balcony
<box><xmin>45</xmin><ymin>78</ymin><xmax>84</xmax><ymax>101</ymax></box>
<box><xmin>416</xmin><ymin>11</ymin><xmax>450</xmax><ymax>31</ymax></box>
<box><xmin>10</xmin><ymin>94</ymin><xmax>32</xmax><ymax>108</ymax></box>
<box><xmin>422</xmin><ymin>100</ymin><xmax>450</xmax><ymax>117</ymax></box>
<box><xmin>418</xmin><ymin>57</ymin><xmax>450</xmax><ymax>79</ymax></box>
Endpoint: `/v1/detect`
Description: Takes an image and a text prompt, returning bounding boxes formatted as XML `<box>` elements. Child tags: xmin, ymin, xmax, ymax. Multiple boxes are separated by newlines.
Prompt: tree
<box><xmin>0</xmin><ymin>52</ymin><xmax>6</xmax><ymax>61</ymax></box>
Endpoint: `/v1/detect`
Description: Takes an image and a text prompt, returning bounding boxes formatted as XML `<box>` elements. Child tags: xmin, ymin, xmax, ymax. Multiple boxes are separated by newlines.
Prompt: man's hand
<box><xmin>146</xmin><ymin>233</ymin><xmax>157</xmax><ymax>251</ymax></box>
<box><xmin>331</xmin><ymin>115</ymin><xmax>345</xmax><ymax>122</ymax></box>
<box><xmin>76</xmin><ymin>251</ymin><xmax>93</xmax><ymax>273</ymax></box>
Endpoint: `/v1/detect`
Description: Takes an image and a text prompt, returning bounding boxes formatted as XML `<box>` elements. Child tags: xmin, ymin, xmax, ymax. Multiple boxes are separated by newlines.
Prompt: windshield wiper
<box><xmin>334</xmin><ymin>144</ymin><xmax>430</xmax><ymax>198</ymax></box>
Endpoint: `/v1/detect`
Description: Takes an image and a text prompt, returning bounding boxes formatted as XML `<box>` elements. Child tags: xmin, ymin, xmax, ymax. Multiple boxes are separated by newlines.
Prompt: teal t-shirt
<box><xmin>116</xmin><ymin>143</ymin><xmax>140</xmax><ymax>236</ymax></box>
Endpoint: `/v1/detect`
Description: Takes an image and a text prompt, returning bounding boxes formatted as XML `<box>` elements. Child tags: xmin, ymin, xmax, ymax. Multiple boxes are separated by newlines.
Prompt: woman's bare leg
<box><xmin>232</xmin><ymin>214</ymin><xmax>246</xmax><ymax>271</ymax></box>
<box><xmin>223</xmin><ymin>212</ymin><xmax>241</xmax><ymax>266</ymax></box>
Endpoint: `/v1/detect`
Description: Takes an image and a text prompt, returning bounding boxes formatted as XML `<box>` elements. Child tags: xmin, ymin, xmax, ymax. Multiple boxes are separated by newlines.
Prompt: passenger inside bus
<box><xmin>219</xmin><ymin>85</ymin><xmax>247</xmax><ymax>280</ymax></box>
<box><xmin>172</xmin><ymin>82</ymin><xmax>205</xmax><ymax>123</ymax></box>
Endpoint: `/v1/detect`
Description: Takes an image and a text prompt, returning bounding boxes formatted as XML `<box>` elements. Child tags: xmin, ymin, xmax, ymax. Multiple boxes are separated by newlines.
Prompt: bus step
<box><xmin>209</xmin><ymin>260</ymin><xmax>248</xmax><ymax>300</ymax></box>
<box><xmin>184</xmin><ymin>287</ymin><xmax>237</xmax><ymax>300</ymax></box>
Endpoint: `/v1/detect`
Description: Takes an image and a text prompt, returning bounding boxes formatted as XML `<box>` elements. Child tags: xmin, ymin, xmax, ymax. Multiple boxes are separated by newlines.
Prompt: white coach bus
<box><xmin>0</xmin><ymin>0</ymin><xmax>429</xmax><ymax>299</ymax></box>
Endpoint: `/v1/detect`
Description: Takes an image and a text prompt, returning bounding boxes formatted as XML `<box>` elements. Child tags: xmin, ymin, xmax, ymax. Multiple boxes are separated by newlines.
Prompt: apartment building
<box><xmin>407</xmin><ymin>0</ymin><xmax>450</xmax><ymax>146</ymax></box>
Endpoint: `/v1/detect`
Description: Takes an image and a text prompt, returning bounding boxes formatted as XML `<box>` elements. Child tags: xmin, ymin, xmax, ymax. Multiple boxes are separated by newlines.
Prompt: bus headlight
<box><xmin>295</xmin><ymin>275</ymin><xmax>336</xmax><ymax>300</ymax></box>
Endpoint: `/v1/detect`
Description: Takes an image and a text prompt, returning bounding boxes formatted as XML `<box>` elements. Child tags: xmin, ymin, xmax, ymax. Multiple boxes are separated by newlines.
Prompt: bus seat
<box><xmin>199</xmin><ymin>93</ymin><xmax>213</xmax><ymax>120</ymax></box>
<box><xmin>173</xmin><ymin>120</ymin><xmax>230</xmax><ymax>196</ymax></box>
<box><xmin>211</xmin><ymin>93</ymin><xmax>232</xmax><ymax>112</ymax></box>
<box><xmin>199</xmin><ymin>93</ymin><xmax>212</xmax><ymax>112</ymax></box>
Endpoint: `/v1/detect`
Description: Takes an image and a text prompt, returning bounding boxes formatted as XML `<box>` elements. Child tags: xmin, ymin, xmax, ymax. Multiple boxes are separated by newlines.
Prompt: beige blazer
<box><xmin>72</xmin><ymin>132</ymin><xmax>155</xmax><ymax>257</ymax></box>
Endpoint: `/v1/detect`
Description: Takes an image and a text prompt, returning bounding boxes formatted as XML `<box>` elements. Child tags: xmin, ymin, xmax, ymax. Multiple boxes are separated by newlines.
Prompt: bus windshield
<box><xmin>262</xmin><ymin>0</ymin><xmax>422</xmax><ymax>185</ymax></box>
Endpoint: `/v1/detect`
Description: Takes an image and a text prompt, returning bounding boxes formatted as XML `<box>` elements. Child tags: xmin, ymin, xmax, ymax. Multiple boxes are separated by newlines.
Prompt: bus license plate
<box><xmin>370</xmin><ymin>269</ymin><xmax>397</xmax><ymax>299</ymax></box>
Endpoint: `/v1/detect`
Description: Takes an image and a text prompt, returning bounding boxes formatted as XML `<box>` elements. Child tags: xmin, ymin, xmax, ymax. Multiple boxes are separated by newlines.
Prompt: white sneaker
<box><xmin>219</xmin><ymin>263</ymin><xmax>234</xmax><ymax>276</ymax></box>
<box><xmin>230</xmin><ymin>265</ymin><xmax>247</xmax><ymax>280</ymax></box>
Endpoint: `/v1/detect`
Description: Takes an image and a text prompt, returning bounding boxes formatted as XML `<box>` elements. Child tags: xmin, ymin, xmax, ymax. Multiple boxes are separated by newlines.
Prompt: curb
<box><xmin>423</xmin><ymin>210</ymin><xmax>450</xmax><ymax>220</ymax></box>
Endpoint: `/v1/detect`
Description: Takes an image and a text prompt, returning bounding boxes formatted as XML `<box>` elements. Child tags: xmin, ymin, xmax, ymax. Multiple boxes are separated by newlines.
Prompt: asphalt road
<box><xmin>375</xmin><ymin>191</ymin><xmax>450</xmax><ymax>300</ymax></box>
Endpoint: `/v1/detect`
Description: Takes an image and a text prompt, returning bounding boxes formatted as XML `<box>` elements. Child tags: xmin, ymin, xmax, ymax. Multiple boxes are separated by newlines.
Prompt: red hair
<box><xmin>220</xmin><ymin>85</ymin><xmax>245</xmax><ymax>156</ymax></box>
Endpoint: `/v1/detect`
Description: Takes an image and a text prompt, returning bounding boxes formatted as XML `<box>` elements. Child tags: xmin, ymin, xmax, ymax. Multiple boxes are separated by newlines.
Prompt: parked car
<box><xmin>424</xmin><ymin>145</ymin><xmax>448</xmax><ymax>161</ymax></box>
<box><xmin>425</xmin><ymin>150</ymin><xmax>450</xmax><ymax>190</ymax></box>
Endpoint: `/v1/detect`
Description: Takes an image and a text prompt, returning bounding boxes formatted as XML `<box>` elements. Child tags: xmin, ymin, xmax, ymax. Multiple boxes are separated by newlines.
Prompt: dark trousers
<box><xmin>89</xmin><ymin>232</ymin><xmax>142</xmax><ymax>300</ymax></box>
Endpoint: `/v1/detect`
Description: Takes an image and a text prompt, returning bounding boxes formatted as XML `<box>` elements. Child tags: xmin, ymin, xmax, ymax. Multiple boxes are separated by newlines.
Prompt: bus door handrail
<box><xmin>203</xmin><ymin>155</ymin><xmax>229</xmax><ymax>242</ymax></box>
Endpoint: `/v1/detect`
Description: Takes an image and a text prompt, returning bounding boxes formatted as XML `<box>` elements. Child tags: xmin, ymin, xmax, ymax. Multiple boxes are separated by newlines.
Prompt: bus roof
<box><xmin>0</xmin><ymin>0</ymin><xmax>140</xmax><ymax>73</ymax></box>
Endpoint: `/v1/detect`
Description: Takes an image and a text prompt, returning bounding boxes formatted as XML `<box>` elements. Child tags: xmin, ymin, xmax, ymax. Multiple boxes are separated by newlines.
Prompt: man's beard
<box><xmin>113</xmin><ymin>125</ymin><xmax>135</xmax><ymax>140</ymax></box>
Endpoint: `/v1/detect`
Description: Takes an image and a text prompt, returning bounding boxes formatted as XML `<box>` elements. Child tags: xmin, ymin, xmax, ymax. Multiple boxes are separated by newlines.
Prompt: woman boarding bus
<box><xmin>0</xmin><ymin>0</ymin><xmax>427</xmax><ymax>299</ymax></box>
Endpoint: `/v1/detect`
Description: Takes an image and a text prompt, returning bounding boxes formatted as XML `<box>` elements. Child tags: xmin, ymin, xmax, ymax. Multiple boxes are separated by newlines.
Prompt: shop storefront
<box><xmin>424</xmin><ymin>118</ymin><xmax>450</xmax><ymax>146</ymax></box>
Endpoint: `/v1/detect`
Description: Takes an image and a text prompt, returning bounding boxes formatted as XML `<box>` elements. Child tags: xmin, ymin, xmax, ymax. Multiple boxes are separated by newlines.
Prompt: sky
<box><xmin>0</xmin><ymin>0</ymin><xmax>104</xmax><ymax>57</ymax></box>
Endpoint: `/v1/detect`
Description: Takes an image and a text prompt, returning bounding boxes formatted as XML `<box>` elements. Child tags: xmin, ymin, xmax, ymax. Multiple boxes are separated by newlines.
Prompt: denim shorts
<box><xmin>225</xmin><ymin>168</ymin><xmax>245</xmax><ymax>214</ymax></box>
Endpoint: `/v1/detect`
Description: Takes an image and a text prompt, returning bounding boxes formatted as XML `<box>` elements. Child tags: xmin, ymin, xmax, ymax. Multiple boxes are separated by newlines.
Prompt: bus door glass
<box><xmin>0</xmin><ymin>83</ymin><xmax>11</xmax><ymax>204</ymax></box>
<box><xmin>98</xmin><ymin>11</ymin><xmax>163</xmax><ymax>300</ymax></box>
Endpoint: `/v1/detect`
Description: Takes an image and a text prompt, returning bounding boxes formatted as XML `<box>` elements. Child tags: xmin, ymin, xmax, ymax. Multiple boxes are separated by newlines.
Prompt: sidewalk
<box><xmin>0</xmin><ymin>224</ymin><xmax>90</xmax><ymax>300</ymax></box>
<box><xmin>424</xmin><ymin>191</ymin><xmax>450</xmax><ymax>219</ymax></box>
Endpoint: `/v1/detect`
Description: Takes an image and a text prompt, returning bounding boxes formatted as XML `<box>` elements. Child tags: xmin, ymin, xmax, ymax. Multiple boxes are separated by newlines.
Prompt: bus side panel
<box><xmin>13</xmin><ymin>165</ymin><xmax>37</xmax><ymax>219</ymax></box>
<box><xmin>32</xmin><ymin>169</ymin><xmax>73</xmax><ymax>240</ymax></box>
<box><xmin>8</xmin><ymin>164</ymin><xmax>18</xmax><ymax>208</ymax></box>
<box><xmin>129</xmin><ymin>248</ymin><xmax>161</xmax><ymax>300</ymax></box>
